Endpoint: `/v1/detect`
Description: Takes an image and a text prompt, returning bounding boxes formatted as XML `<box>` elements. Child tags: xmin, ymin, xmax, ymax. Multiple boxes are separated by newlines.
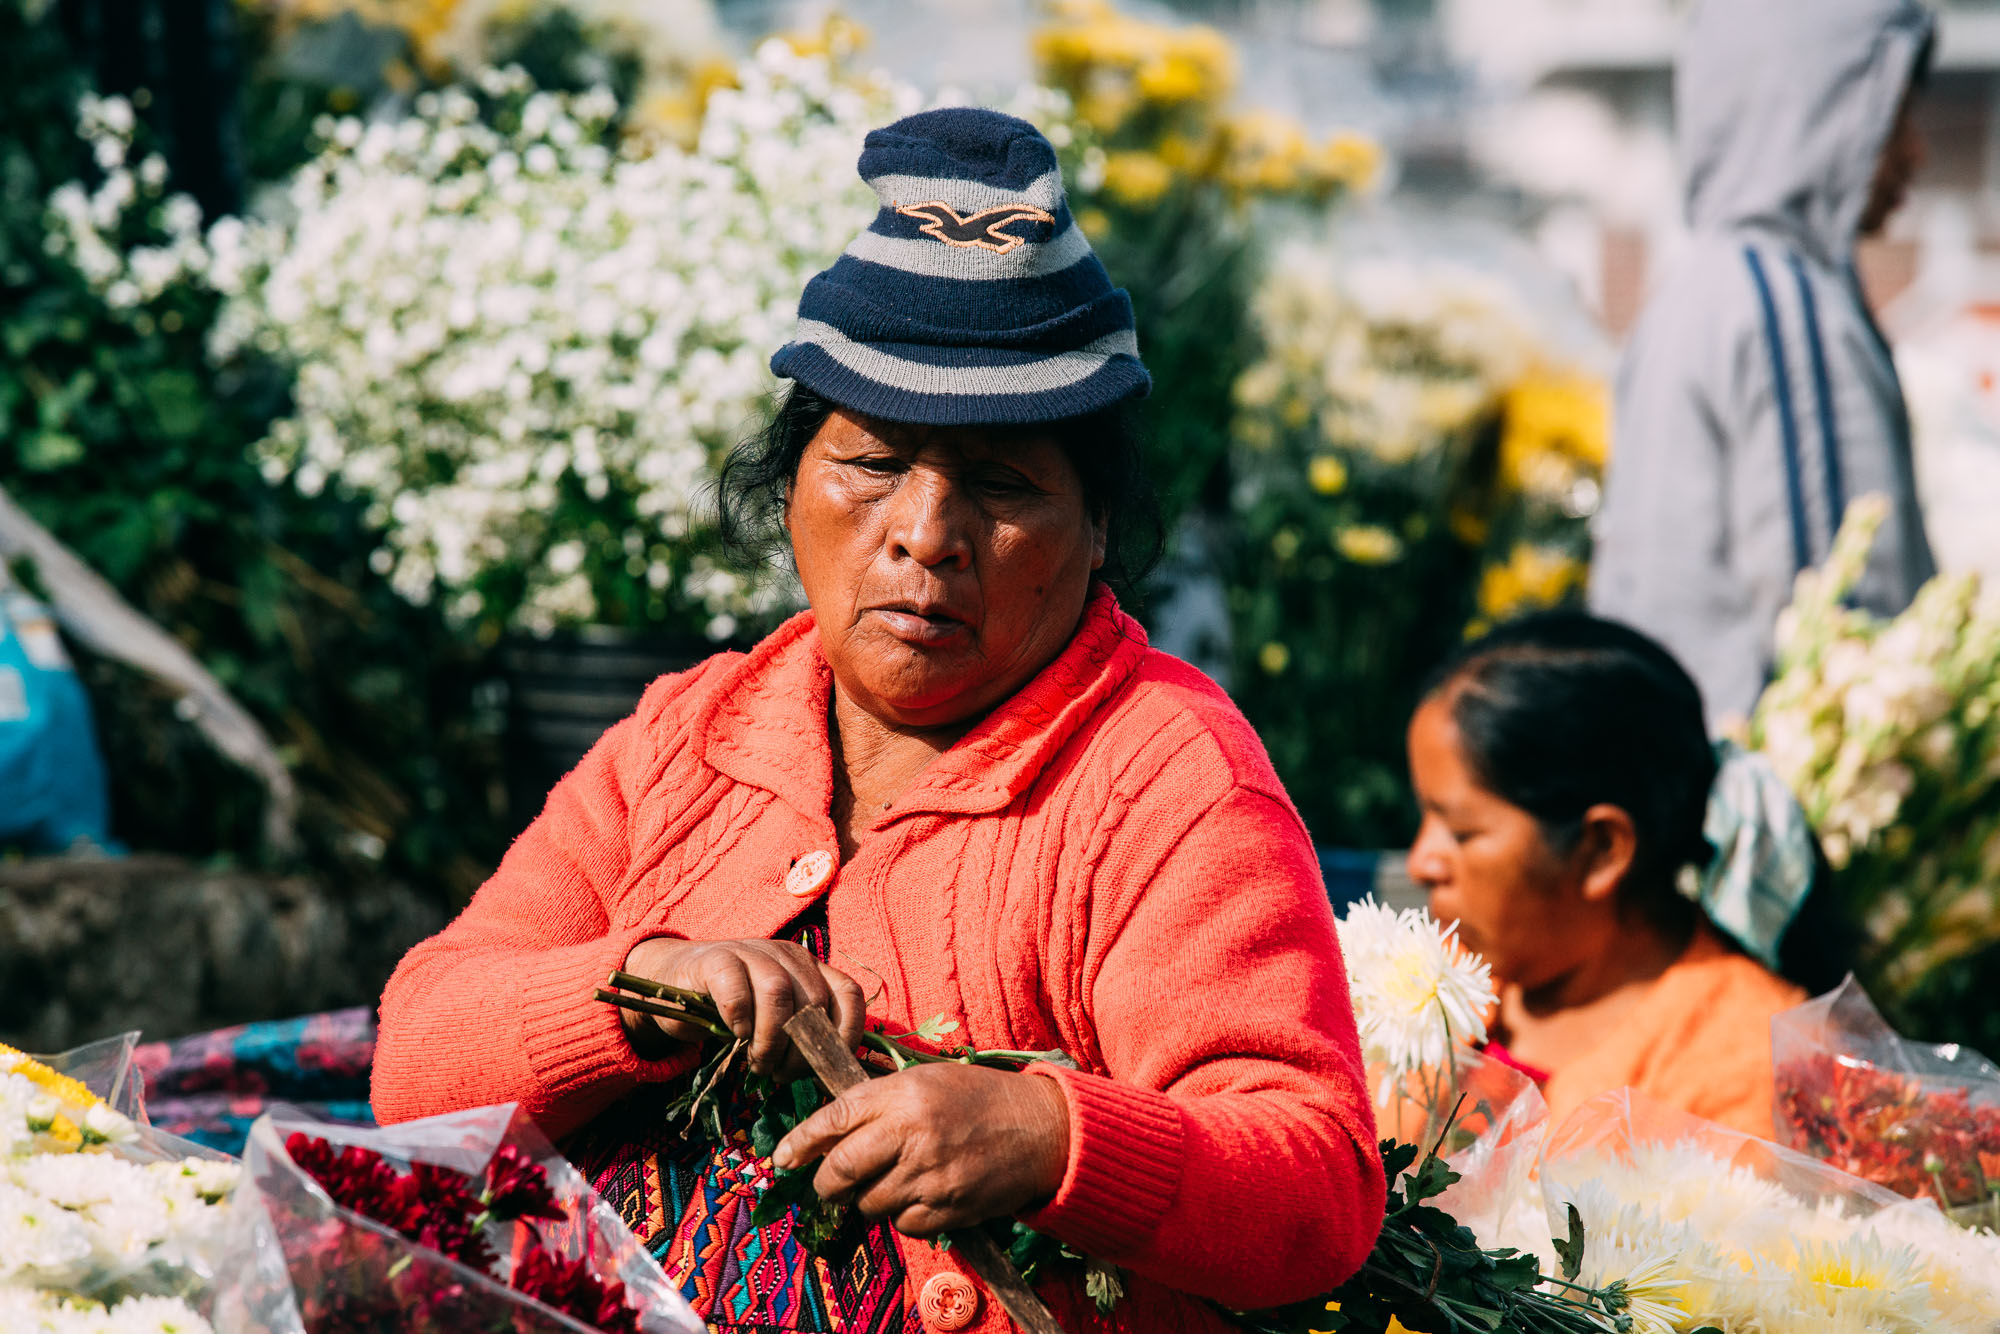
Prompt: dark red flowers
<box><xmin>283</xmin><ymin>1132</ymin><xmax>644</xmax><ymax>1331</ymax></box>
<box><xmin>514</xmin><ymin>1248</ymin><xmax>646</xmax><ymax>1334</ymax></box>
<box><xmin>484</xmin><ymin>1141</ymin><xmax>564</xmax><ymax>1223</ymax></box>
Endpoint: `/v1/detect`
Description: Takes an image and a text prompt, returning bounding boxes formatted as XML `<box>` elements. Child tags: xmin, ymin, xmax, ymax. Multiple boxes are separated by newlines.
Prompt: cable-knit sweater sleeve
<box><xmin>1021</xmin><ymin>779</ymin><xmax>1385</xmax><ymax>1308</ymax></box>
<box><xmin>371</xmin><ymin>669</ymin><xmax>712</xmax><ymax>1140</ymax></box>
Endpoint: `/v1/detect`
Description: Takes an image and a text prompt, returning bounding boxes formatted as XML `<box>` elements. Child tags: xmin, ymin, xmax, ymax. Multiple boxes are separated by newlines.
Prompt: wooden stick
<box><xmin>783</xmin><ymin>1008</ymin><xmax>1068</xmax><ymax>1334</ymax></box>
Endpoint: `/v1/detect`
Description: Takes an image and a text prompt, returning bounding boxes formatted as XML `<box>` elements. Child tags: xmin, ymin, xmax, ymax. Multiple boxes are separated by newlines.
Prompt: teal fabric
<box><xmin>1693</xmin><ymin>739</ymin><xmax>1819</xmax><ymax>968</ymax></box>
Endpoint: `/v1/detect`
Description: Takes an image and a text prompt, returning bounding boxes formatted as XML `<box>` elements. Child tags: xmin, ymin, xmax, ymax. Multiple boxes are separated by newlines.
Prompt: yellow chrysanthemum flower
<box><xmin>1100</xmin><ymin>150</ymin><xmax>1175</xmax><ymax>208</ymax></box>
<box><xmin>1335</xmin><ymin>523</ymin><xmax>1404</xmax><ymax>566</ymax></box>
<box><xmin>1476</xmin><ymin>543</ymin><xmax>1586</xmax><ymax>620</ymax></box>
<box><xmin>1308</xmin><ymin>454</ymin><xmax>1348</xmax><ymax>495</ymax></box>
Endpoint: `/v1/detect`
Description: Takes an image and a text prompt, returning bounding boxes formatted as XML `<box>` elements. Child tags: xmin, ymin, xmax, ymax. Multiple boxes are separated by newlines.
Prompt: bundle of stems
<box><xmin>595</xmin><ymin>971</ymin><xmax>1070</xmax><ymax>1073</ymax></box>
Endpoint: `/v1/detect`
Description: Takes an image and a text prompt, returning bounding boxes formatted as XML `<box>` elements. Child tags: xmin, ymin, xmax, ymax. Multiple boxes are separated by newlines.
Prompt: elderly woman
<box><xmin>373</xmin><ymin>110</ymin><xmax>1382</xmax><ymax>1334</ymax></box>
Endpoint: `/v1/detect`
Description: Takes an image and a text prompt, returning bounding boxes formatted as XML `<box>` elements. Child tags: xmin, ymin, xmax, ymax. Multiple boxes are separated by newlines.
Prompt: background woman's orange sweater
<box><xmin>372</xmin><ymin>591</ymin><xmax>1384</xmax><ymax>1332</ymax></box>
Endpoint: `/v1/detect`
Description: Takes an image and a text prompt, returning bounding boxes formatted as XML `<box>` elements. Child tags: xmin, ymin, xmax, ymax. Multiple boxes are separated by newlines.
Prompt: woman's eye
<box><xmin>973</xmin><ymin>470</ymin><xmax>1035</xmax><ymax>495</ymax></box>
<box><xmin>844</xmin><ymin>456</ymin><xmax>900</xmax><ymax>475</ymax></box>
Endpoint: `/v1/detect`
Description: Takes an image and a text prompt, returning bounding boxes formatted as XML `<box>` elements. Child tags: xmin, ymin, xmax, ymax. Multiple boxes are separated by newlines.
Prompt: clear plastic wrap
<box><xmin>1541</xmin><ymin>1086</ymin><xmax>2000</xmax><ymax>1332</ymax></box>
<box><xmin>1773</xmin><ymin>973</ymin><xmax>2000</xmax><ymax>1226</ymax></box>
<box><xmin>1431</xmin><ymin>1054</ymin><xmax>1554</xmax><ymax>1264</ymax></box>
<box><xmin>213</xmin><ymin>1101</ymin><xmax>703</xmax><ymax>1334</ymax></box>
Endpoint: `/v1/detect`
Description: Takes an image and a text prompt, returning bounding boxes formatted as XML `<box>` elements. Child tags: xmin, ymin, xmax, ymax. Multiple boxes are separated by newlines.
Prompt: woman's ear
<box><xmin>1089</xmin><ymin>507</ymin><xmax>1108</xmax><ymax>571</ymax></box>
<box><xmin>1574</xmin><ymin>803</ymin><xmax>1639</xmax><ymax>906</ymax></box>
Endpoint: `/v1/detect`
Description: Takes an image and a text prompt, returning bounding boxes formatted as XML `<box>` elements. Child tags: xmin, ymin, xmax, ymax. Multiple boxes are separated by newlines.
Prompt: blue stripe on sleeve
<box><xmin>1744</xmin><ymin>246</ymin><xmax>1813</xmax><ymax>573</ymax></box>
<box><xmin>1787</xmin><ymin>251</ymin><xmax>1847</xmax><ymax>536</ymax></box>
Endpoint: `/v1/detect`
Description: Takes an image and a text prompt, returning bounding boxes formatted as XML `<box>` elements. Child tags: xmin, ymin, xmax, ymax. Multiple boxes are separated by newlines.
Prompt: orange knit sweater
<box><xmin>372</xmin><ymin>590</ymin><xmax>1384</xmax><ymax>1332</ymax></box>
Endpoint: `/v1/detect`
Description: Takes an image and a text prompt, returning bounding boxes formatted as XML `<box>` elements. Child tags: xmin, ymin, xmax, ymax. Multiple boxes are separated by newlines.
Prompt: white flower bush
<box><xmin>1747</xmin><ymin>495</ymin><xmax>2000</xmax><ymax>989</ymax></box>
<box><xmin>207</xmin><ymin>43</ymin><xmax>921</xmax><ymax>638</ymax></box>
<box><xmin>1233</xmin><ymin>239</ymin><xmax>1541</xmax><ymax>469</ymax></box>
<box><xmin>42</xmin><ymin>95</ymin><xmax>210</xmax><ymax>324</ymax></box>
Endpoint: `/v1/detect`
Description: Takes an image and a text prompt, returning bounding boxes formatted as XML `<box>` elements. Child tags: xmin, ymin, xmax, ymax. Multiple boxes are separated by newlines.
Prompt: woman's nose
<box><xmin>1405</xmin><ymin>818</ymin><xmax>1452</xmax><ymax>888</ymax></box>
<box><xmin>885</xmin><ymin>469</ymin><xmax>973</xmax><ymax>570</ymax></box>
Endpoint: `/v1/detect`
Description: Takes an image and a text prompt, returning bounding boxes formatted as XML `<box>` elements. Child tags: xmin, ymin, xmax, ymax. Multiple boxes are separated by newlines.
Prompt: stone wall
<box><xmin>0</xmin><ymin>855</ymin><xmax>444</xmax><ymax>1051</ymax></box>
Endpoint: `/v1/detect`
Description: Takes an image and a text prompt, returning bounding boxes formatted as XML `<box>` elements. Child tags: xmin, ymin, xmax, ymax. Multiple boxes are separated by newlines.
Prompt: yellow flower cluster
<box><xmin>0</xmin><ymin>1042</ymin><xmax>105</xmax><ymax>1113</ymax></box>
<box><xmin>2</xmin><ymin>1042</ymin><xmax>114</xmax><ymax>1153</ymax></box>
<box><xmin>1033</xmin><ymin>0</ymin><xmax>1236</xmax><ymax>128</ymax></box>
<box><xmin>1474</xmin><ymin>543</ymin><xmax>1587</xmax><ymax>624</ymax></box>
<box><xmin>1033</xmin><ymin>0</ymin><xmax>1377</xmax><ymax>208</ymax></box>
<box><xmin>237</xmin><ymin>0</ymin><xmax>462</xmax><ymax>70</ymax></box>
<box><xmin>1498</xmin><ymin>371</ymin><xmax>1609</xmax><ymax>508</ymax></box>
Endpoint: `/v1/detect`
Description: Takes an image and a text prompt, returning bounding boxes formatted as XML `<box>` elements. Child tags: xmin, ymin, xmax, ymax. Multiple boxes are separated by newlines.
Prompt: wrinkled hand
<box><xmin>772</xmin><ymin>1062</ymin><xmax>1071</xmax><ymax>1237</ymax></box>
<box><xmin>620</xmin><ymin>937</ymin><xmax>867</xmax><ymax>1077</ymax></box>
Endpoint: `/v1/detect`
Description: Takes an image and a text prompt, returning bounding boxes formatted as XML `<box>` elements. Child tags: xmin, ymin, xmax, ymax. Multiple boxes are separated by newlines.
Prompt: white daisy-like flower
<box><xmin>0</xmin><ymin>1178</ymin><xmax>93</xmax><ymax>1284</ymax></box>
<box><xmin>1337</xmin><ymin>896</ymin><xmax>1496</xmax><ymax>1078</ymax></box>
<box><xmin>101</xmin><ymin>1295</ymin><xmax>213</xmax><ymax>1334</ymax></box>
<box><xmin>1780</xmin><ymin>1230</ymin><xmax>1937</xmax><ymax>1330</ymax></box>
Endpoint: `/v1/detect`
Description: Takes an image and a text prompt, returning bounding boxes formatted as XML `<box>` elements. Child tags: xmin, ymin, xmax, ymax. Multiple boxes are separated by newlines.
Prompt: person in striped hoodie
<box><xmin>1589</xmin><ymin>0</ymin><xmax>1937</xmax><ymax>731</ymax></box>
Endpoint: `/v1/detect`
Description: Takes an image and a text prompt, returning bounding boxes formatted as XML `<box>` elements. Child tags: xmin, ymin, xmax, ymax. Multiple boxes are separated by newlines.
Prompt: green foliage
<box><xmin>1226</xmin><ymin>430</ymin><xmax>1493</xmax><ymax>847</ymax></box>
<box><xmin>1240</xmin><ymin>1140</ymin><xmax>1624</xmax><ymax>1334</ymax></box>
<box><xmin>0</xmin><ymin>1</ymin><xmax>503</xmax><ymax>897</ymax></box>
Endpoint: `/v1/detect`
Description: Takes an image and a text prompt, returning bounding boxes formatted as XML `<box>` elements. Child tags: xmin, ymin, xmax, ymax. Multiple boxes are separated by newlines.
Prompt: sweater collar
<box><xmin>695</xmin><ymin>586</ymin><xmax>1150</xmax><ymax>826</ymax></box>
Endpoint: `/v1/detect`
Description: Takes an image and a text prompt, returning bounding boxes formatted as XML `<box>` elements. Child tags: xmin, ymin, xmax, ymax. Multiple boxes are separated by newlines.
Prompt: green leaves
<box><xmin>1554</xmin><ymin>1204</ymin><xmax>1586</xmax><ymax>1283</ymax></box>
<box><xmin>16</xmin><ymin>428</ymin><xmax>83</xmax><ymax>471</ymax></box>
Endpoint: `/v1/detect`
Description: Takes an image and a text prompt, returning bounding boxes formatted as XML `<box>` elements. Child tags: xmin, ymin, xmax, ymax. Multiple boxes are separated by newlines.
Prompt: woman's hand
<box><xmin>620</xmin><ymin>937</ymin><xmax>868</xmax><ymax>1077</ymax></box>
<box><xmin>771</xmin><ymin>1063</ymin><xmax>1070</xmax><ymax>1237</ymax></box>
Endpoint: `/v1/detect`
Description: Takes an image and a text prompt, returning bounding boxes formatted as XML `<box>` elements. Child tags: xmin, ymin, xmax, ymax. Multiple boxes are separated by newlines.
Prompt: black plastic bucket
<box><xmin>500</xmin><ymin>628</ymin><xmax>719</xmax><ymax>832</ymax></box>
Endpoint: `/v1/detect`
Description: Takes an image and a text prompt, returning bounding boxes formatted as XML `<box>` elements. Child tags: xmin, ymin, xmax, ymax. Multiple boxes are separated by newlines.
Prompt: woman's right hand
<box><xmin>620</xmin><ymin>937</ymin><xmax>869</xmax><ymax>1077</ymax></box>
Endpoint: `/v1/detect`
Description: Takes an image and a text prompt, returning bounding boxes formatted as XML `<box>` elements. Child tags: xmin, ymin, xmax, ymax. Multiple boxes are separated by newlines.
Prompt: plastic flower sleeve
<box><xmin>32</xmin><ymin>1029</ymin><xmax>147</xmax><ymax>1119</ymax></box>
<box><xmin>213</xmin><ymin>1101</ymin><xmax>703</xmax><ymax>1334</ymax></box>
<box><xmin>1540</xmin><ymin>1087</ymin><xmax>2000</xmax><ymax>1331</ymax></box>
<box><xmin>1773</xmin><ymin>973</ymin><xmax>2000</xmax><ymax>1226</ymax></box>
<box><xmin>1431</xmin><ymin>1054</ymin><xmax>1554</xmax><ymax>1263</ymax></box>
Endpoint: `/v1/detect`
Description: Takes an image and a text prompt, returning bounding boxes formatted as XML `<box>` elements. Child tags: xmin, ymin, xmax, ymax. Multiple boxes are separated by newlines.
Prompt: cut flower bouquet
<box><xmin>214</xmin><ymin>1102</ymin><xmax>701</xmax><ymax>1334</ymax></box>
<box><xmin>0</xmin><ymin>1037</ymin><xmax>238</xmax><ymax>1333</ymax></box>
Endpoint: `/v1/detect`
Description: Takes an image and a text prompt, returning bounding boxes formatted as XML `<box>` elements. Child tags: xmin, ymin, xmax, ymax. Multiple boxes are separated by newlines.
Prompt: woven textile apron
<box><xmin>566</xmin><ymin>907</ymin><xmax>920</xmax><ymax>1334</ymax></box>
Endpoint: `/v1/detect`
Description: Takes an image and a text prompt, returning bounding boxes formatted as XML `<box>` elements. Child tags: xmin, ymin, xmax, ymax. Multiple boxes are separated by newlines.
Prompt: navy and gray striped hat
<box><xmin>769</xmin><ymin>107</ymin><xmax>1151</xmax><ymax>426</ymax></box>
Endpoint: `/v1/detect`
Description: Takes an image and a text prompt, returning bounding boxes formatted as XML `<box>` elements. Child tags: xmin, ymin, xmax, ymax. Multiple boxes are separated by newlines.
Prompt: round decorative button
<box><xmin>783</xmin><ymin>849</ymin><xmax>836</xmax><ymax>898</ymax></box>
<box><xmin>918</xmin><ymin>1272</ymin><xmax>980</xmax><ymax>1332</ymax></box>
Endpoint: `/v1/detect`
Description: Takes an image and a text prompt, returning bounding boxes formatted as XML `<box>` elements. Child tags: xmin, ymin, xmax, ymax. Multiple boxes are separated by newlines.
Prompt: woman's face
<box><xmin>1405</xmin><ymin>695</ymin><xmax>1588</xmax><ymax>988</ymax></box>
<box><xmin>786</xmin><ymin>409</ymin><xmax>1106</xmax><ymax>731</ymax></box>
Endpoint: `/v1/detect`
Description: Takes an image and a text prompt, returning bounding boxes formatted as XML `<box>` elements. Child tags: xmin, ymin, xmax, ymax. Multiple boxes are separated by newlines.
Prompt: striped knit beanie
<box><xmin>769</xmin><ymin>107</ymin><xmax>1151</xmax><ymax>426</ymax></box>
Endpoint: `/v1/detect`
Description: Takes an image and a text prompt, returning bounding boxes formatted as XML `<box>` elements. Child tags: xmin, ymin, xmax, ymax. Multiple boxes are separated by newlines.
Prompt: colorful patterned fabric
<box><xmin>131</xmin><ymin>1008</ymin><xmax>377</xmax><ymax>1154</ymax></box>
<box><xmin>567</xmin><ymin>912</ymin><xmax>917</xmax><ymax>1334</ymax></box>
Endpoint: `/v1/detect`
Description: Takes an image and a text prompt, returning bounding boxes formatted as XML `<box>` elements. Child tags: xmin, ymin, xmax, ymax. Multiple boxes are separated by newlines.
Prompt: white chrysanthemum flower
<box><xmin>1780</xmin><ymin>1231</ymin><xmax>1936</xmax><ymax>1330</ymax></box>
<box><xmin>0</xmin><ymin>1179</ymin><xmax>93</xmax><ymax>1284</ymax></box>
<box><xmin>1337</xmin><ymin>896</ymin><xmax>1496</xmax><ymax>1079</ymax></box>
<box><xmin>101</xmin><ymin>1295</ymin><xmax>213</xmax><ymax>1334</ymax></box>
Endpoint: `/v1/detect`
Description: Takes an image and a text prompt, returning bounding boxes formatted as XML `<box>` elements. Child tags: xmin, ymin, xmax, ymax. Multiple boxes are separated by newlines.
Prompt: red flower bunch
<box><xmin>1776</xmin><ymin>1054</ymin><xmax>2000</xmax><ymax>1215</ymax></box>
<box><xmin>284</xmin><ymin>1132</ymin><xmax>643</xmax><ymax>1333</ymax></box>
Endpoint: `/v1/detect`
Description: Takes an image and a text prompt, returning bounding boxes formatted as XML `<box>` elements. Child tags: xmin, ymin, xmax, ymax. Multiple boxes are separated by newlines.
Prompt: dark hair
<box><xmin>1423</xmin><ymin>612</ymin><xmax>1716</xmax><ymax>930</ymax></box>
<box><xmin>715</xmin><ymin>382</ymin><xmax>1164</xmax><ymax>599</ymax></box>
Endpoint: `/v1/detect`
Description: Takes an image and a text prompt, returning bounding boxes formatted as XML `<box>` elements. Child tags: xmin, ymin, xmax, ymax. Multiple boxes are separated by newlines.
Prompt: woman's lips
<box><xmin>869</xmin><ymin>606</ymin><xmax>971</xmax><ymax>646</ymax></box>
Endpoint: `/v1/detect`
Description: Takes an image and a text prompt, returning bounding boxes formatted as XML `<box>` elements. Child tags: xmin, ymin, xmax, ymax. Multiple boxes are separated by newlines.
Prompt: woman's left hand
<box><xmin>771</xmin><ymin>1063</ymin><xmax>1070</xmax><ymax>1237</ymax></box>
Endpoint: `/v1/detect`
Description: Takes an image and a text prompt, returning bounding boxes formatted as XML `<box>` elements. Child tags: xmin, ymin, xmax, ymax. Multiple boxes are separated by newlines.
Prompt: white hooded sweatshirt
<box><xmin>1589</xmin><ymin>0</ymin><xmax>1937</xmax><ymax>727</ymax></box>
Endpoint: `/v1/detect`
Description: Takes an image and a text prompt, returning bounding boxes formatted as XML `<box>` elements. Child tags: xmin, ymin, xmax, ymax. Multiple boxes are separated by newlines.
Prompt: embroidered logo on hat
<box><xmin>893</xmin><ymin>200</ymin><xmax>1056</xmax><ymax>255</ymax></box>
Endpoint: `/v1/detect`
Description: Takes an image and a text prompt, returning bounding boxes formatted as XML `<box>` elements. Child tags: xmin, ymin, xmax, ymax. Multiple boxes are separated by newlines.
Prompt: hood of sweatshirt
<box><xmin>1679</xmin><ymin>0</ymin><xmax>1933</xmax><ymax>264</ymax></box>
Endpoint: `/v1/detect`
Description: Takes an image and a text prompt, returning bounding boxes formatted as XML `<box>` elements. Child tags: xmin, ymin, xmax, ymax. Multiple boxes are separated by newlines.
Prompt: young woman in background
<box><xmin>1405</xmin><ymin>613</ymin><xmax>1836</xmax><ymax>1139</ymax></box>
